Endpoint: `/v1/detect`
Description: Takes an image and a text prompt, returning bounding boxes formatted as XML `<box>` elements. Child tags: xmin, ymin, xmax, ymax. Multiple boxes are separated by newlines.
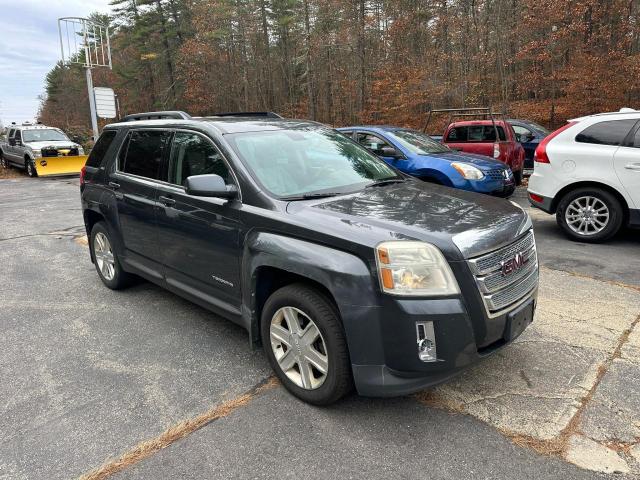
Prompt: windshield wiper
<box><xmin>281</xmin><ymin>192</ymin><xmax>344</xmax><ymax>201</ymax></box>
<box><xmin>366</xmin><ymin>178</ymin><xmax>406</xmax><ymax>188</ymax></box>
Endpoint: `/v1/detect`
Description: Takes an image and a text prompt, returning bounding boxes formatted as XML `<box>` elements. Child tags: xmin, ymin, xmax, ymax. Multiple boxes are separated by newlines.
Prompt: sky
<box><xmin>0</xmin><ymin>0</ymin><xmax>113</xmax><ymax>127</ymax></box>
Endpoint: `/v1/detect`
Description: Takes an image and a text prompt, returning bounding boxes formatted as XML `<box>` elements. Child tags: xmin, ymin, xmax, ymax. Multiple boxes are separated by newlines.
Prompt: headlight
<box><xmin>451</xmin><ymin>162</ymin><xmax>484</xmax><ymax>180</ymax></box>
<box><xmin>78</xmin><ymin>146</ymin><xmax>85</xmax><ymax>155</ymax></box>
<box><xmin>375</xmin><ymin>241</ymin><xmax>460</xmax><ymax>296</ymax></box>
<box><xmin>32</xmin><ymin>149</ymin><xmax>42</xmax><ymax>158</ymax></box>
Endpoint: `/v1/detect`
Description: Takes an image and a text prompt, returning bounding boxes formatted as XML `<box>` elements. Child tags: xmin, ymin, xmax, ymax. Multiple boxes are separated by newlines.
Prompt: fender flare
<box><xmin>241</xmin><ymin>231</ymin><xmax>377</xmax><ymax>346</ymax></box>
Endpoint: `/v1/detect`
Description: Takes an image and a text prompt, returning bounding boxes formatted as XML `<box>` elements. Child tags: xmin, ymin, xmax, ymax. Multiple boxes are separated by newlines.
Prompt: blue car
<box><xmin>508</xmin><ymin>119</ymin><xmax>550</xmax><ymax>174</ymax></box>
<box><xmin>338</xmin><ymin>126</ymin><xmax>516</xmax><ymax>197</ymax></box>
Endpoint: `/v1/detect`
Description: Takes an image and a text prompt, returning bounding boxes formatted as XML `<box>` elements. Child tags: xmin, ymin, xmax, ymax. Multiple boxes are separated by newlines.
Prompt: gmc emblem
<box><xmin>501</xmin><ymin>252</ymin><xmax>529</xmax><ymax>276</ymax></box>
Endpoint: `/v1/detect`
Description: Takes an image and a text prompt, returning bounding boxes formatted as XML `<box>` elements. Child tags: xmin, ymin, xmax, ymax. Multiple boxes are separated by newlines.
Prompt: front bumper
<box><xmin>347</xmin><ymin>287</ymin><xmax>538</xmax><ymax>397</ymax></box>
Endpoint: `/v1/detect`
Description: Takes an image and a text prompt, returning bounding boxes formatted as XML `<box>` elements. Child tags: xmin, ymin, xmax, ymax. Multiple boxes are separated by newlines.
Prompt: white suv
<box><xmin>528</xmin><ymin>109</ymin><xmax>640</xmax><ymax>242</ymax></box>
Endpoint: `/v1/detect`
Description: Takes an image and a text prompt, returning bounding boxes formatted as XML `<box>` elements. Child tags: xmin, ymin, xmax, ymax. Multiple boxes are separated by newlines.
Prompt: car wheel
<box><xmin>261</xmin><ymin>284</ymin><xmax>352</xmax><ymax>405</ymax></box>
<box><xmin>0</xmin><ymin>152</ymin><xmax>8</xmax><ymax>169</ymax></box>
<box><xmin>514</xmin><ymin>169</ymin><xmax>523</xmax><ymax>186</ymax></box>
<box><xmin>556</xmin><ymin>188</ymin><xmax>623</xmax><ymax>243</ymax></box>
<box><xmin>90</xmin><ymin>222</ymin><xmax>132</xmax><ymax>289</ymax></box>
<box><xmin>26</xmin><ymin>158</ymin><xmax>38</xmax><ymax>177</ymax></box>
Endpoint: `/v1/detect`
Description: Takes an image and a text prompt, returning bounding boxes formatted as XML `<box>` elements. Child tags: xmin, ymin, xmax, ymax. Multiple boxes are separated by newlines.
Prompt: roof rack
<box><xmin>121</xmin><ymin>111</ymin><xmax>192</xmax><ymax>122</ymax></box>
<box><xmin>423</xmin><ymin>107</ymin><xmax>505</xmax><ymax>136</ymax></box>
<box><xmin>206</xmin><ymin>111</ymin><xmax>282</xmax><ymax>119</ymax></box>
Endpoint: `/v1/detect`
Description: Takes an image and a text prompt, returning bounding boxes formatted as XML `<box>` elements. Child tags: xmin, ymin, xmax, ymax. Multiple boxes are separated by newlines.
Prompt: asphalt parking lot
<box><xmin>1</xmin><ymin>177</ymin><xmax>639</xmax><ymax>479</ymax></box>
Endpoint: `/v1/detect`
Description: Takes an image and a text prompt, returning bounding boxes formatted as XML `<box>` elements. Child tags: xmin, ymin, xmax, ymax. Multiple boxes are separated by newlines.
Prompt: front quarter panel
<box><xmin>242</xmin><ymin>231</ymin><xmax>385</xmax><ymax>361</ymax></box>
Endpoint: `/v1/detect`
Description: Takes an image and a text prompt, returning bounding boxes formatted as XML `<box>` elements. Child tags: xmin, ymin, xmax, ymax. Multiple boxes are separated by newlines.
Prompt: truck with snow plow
<box><xmin>0</xmin><ymin>123</ymin><xmax>87</xmax><ymax>177</ymax></box>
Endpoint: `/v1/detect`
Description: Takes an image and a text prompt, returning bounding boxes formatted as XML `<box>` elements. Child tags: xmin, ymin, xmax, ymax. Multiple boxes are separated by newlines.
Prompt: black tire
<box><xmin>25</xmin><ymin>158</ymin><xmax>38</xmax><ymax>177</ymax></box>
<box><xmin>90</xmin><ymin>222</ymin><xmax>133</xmax><ymax>289</ymax></box>
<box><xmin>556</xmin><ymin>187</ymin><xmax>623</xmax><ymax>243</ymax></box>
<box><xmin>0</xmin><ymin>151</ymin><xmax>8</xmax><ymax>169</ymax></box>
<box><xmin>261</xmin><ymin>283</ymin><xmax>352</xmax><ymax>405</ymax></box>
<box><xmin>513</xmin><ymin>169</ymin><xmax>523</xmax><ymax>186</ymax></box>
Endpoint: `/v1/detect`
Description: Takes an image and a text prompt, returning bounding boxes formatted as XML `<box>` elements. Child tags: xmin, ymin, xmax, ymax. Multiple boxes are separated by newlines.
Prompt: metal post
<box><xmin>85</xmin><ymin>67</ymin><xmax>99</xmax><ymax>140</ymax></box>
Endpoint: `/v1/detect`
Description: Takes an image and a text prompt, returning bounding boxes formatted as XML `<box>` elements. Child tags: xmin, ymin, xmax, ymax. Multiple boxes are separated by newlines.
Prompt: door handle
<box><xmin>159</xmin><ymin>195</ymin><xmax>176</xmax><ymax>206</ymax></box>
<box><xmin>624</xmin><ymin>163</ymin><xmax>640</xmax><ymax>171</ymax></box>
<box><xmin>108</xmin><ymin>181</ymin><xmax>121</xmax><ymax>189</ymax></box>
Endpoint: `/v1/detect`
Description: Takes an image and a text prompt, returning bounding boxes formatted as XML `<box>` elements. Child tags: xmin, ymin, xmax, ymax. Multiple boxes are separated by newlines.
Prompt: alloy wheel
<box><xmin>269</xmin><ymin>306</ymin><xmax>329</xmax><ymax>390</ymax></box>
<box><xmin>565</xmin><ymin>195</ymin><xmax>609</xmax><ymax>236</ymax></box>
<box><xmin>94</xmin><ymin>232</ymin><xmax>116</xmax><ymax>281</ymax></box>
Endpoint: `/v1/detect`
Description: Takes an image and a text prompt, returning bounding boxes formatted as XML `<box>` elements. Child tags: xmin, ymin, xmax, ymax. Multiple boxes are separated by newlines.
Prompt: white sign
<box><xmin>93</xmin><ymin>87</ymin><xmax>117</xmax><ymax>119</ymax></box>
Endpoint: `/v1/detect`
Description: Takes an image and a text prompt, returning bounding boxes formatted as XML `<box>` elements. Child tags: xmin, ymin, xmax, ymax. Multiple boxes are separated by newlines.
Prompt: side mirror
<box><xmin>379</xmin><ymin>145</ymin><xmax>401</xmax><ymax>158</ymax></box>
<box><xmin>185</xmin><ymin>174</ymin><xmax>238</xmax><ymax>199</ymax></box>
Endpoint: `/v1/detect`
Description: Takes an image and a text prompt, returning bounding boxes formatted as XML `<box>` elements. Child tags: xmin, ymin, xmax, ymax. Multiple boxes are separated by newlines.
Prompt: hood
<box><xmin>286</xmin><ymin>179</ymin><xmax>530</xmax><ymax>260</ymax></box>
<box><xmin>421</xmin><ymin>151</ymin><xmax>507</xmax><ymax>170</ymax></box>
<box><xmin>26</xmin><ymin>140</ymin><xmax>79</xmax><ymax>150</ymax></box>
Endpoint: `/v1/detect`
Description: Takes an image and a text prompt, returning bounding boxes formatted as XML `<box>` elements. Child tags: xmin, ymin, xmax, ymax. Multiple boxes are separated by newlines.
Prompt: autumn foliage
<box><xmin>38</xmin><ymin>0</ymin><xmax>640</xmax><ymax>137</ymax></box>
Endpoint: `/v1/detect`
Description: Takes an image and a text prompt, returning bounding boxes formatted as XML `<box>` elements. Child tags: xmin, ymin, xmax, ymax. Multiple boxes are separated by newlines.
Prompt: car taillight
<box><xmin>493</xmin><ymin>143</ymin><xmax>500</xmax><ymax>159</ymax></box>
<box><xmin>534</xmin><ymin>122</ymin><xmax>576</xmax><ymax>164</ymax></box>
<box><xmin>80</xmin><ymin>166</ymin><xmax>87</xmax><ymax>186</ymax></box>
<box><xmin>529</xmin><ymin>193</ymin><xmax>544</xmax><ymax>203</ymax></box>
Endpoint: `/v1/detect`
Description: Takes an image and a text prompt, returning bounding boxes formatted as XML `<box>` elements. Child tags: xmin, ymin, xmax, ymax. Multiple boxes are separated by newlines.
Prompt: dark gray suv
<box><xmin>80</xmin><ymin>111</ymin><xmax>538</xmax><ymax>405</ymax></box>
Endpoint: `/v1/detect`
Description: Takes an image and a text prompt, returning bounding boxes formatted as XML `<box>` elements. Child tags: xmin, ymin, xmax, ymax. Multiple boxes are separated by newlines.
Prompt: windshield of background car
<box><xmin>388</xmin><ymin>129</ymin><xmax>450</xmax><ymax>154</ymax></box>
<box><xmin>527</xmin><ymin>122</ymin><xmax>550</xmax><ymax>136</ymax></box>
<box><xmin>226</xmin><ymin>127</ymin><xmax>400</xmax><ymax>198</ymax></box>
<box><xmin>22</xmin><ymin>129</ymin><xmax>69</xmax><ymax>142</ymax></box>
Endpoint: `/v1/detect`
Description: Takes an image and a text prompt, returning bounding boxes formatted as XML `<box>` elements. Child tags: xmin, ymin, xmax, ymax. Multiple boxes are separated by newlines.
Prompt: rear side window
<box><xmin>86</xmin><ymin>130</ymin><xmax>117</xmax><ymax>167</ymax></box>
<box><xmin>120</xmin><ymin>130</ymin><xmax>172</xmax><ymax>180</ymax></box>
<box><xmin>446</xmin><ymin>126</ymin><xmax>468</xmax><ymax>142</ymax></box>
<box><xmin>14</xmin><ymin>130</ymin><xmax>22</xmax><ymax>142</ymax></box>
<box><xmin>450</xmin><ymin>125</ymin><xmax>506</xmax><ymax>142</ymax></box>
<box><xmin>8</xmin><ymin>129</ymin><xmax>15</xmax><ymax>138</ymax></box>
<box><xmin>168</xmin><ymin>132</ymin><xmax>232</xmax><ymax>186</ymax></box>
<box><xmin>575</xmin><ymin>120</ymin><xmax>637</xmax><ymax>146</ymax></box>
<box><xmin>634</xmin><ymin>127</ymin><xmax>640</xmax><ymax>148</ymax></box>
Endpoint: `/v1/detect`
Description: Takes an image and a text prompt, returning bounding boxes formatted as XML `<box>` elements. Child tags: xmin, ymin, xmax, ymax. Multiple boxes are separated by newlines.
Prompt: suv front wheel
<box><xmin>556</xmin><ymin>187</ymin><xmax>623</xmax><ymax>243</ymax></box>
<box><xmin>261</xmin><ymin>284</ymin><xmax>352</xmax><ymax>405</ymax></box>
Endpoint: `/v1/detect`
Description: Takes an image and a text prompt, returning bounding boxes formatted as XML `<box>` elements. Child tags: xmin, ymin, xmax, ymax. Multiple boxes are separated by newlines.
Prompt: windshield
<box><xmin>22</xmin><ymin>129</ymin><xmax>69</xmax><ymax>143</ymax></box>
<box><xmin>226</xmin><ymin>127</ymin><xmax>401</xmax><ymax>198</ymax></box>
<box><xmin>387</xmin><ymin>129</ymin><xmax>450</xmax><ymax>155</ymax></box>
<box><xmin>527</xmin><ymin>122</ymin><xmax>550</xmax><ymax>136</ymax></box>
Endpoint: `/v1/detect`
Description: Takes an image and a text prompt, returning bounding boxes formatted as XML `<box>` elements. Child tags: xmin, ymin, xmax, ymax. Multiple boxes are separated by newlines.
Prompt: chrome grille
<box><xmin>468</xmin><ymin>230</ymin><xmax>538</xmax><ymax>316</ymax></box>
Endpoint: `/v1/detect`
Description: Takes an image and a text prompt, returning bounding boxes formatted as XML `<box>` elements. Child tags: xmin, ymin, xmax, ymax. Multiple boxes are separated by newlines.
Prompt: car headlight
<box><xmin>78</xmin><ymin>146</ymin><xmax>85</xmax><ymax>155</ymax></box>
<box><xmin>32</xmin><ymin>149</ymin><xmax>42</xmax><ymax>158</ymax></box>
<box><xmin>451</xmin><ymin>162</ymin><xmax>484</xmax><ymax>180</ymax></box>
<box><xmin>375</xmin><ymin>241</ymin><xmax>460</xmax><ymax>296</ymax></box>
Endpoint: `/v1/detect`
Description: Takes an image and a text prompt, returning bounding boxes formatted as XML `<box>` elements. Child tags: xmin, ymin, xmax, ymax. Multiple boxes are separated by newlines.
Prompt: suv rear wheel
<box><xmin>261</xmin><ymin>284</ymin><xmax>352</xmax><ymax>405</ymax></box>
<box><xmin>0</xmin><ymin>152</ymin><xmax>8</xmax><ymax>169</ymax></box>
<box><xmin>90</xmin><ymin>222</ymin><xmax>132</xmax><ymax>289</ymax></box>
<box><xmin>556</xmin><ymin>187</ymin><xmax>623</xmax><ymax>242</ymax></box>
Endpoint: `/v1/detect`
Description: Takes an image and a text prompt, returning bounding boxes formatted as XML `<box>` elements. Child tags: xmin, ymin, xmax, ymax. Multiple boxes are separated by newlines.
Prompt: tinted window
<box><xmin>575</xmin><ymin>120</ymin><xmax>637</xmax><ymax>146</ymax></box>
<box><xmin>446</xmin><ymin>126</ymin><xmax>468</xmax><ymax>142</ymax></box>
<box><xmin>468</xmin><ymin>125</ymin><xmax>506</xmax><ymax>142</ymax></box>
<box><xmin>86</xmin><ymin>130</ymin><xmax>118</xmax><ymax>167</ymax></box>
<box><xmin>8</xmin><ymin>129</ymin><xmax>15</xmax><ymax>138</ymax></box>
<box><xmin>14</xmin><ymin>130</ymin><xmax>22</xmax><ymax>142</ymax></box>
<box><xmin>169</xmin><ymin>132</ymin><xmax>232</xmax><ymax>186</ymax></box>
<box><xmin>634</xmin><ymin>127</ymin><xmax>640</xmax><ymax>148</ymax></box>
<box><xmin>120</xmin><ymin>130</ymin><xmax>172</xmax><ymax>180</ymax></box>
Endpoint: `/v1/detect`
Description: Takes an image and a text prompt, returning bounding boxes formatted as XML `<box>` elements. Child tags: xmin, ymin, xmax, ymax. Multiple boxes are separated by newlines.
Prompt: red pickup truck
<box><xmin>442</xmin><ymin>120</ymin><xmax>525</xmax><ymax>184</ymax></box>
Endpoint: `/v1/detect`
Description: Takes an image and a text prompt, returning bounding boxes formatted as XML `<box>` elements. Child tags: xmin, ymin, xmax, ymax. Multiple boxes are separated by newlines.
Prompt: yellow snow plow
<box><xmin>34</xmin><ymin>153</ymin><xmax>88</xmax><ymax>177</ymax></box>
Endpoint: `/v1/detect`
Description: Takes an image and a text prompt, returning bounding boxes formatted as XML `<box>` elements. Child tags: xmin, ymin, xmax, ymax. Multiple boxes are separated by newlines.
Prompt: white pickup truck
<box><xmin>0</xmin><ymin>123</ymin><xmax>85</xmax><ymax>177</ymax></box>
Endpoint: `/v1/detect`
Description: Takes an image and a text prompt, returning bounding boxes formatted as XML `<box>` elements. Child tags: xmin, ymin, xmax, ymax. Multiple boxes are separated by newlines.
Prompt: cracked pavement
<box><xmin>0</xmin><ymin>177</ymin><xmax>638</xmax><ymax>479</ymax></box>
